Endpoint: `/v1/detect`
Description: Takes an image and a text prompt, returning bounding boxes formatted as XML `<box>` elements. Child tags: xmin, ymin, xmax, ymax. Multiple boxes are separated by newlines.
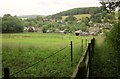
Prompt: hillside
<box><xmin>47</xmin><ymin>7</ymin><xmax>101</xmax><ymax>19</ymax></box>
<box><xmin>62</xmin><ymin>14</ymin><xmax>91</xmax><ymax>20</ymax></box>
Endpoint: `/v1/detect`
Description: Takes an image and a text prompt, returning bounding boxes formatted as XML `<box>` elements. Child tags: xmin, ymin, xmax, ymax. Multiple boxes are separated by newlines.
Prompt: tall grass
<box><xmin>2</xmin><ymin>33</ymin><xmax>93</xmax><ymax>77</ymax></box>
<box><xmin>91</xmin><ymin>35</ymin><xmax>118</xmax><ymax>77</ymax></box>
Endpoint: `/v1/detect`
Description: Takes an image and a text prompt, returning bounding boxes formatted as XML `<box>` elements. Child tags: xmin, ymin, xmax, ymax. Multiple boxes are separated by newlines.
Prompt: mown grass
<box><xmin>91</xmin><ymin>35</ymin><xmax>118</xmax><ymax>77</ymax></box>
<box><xmin>62</xmin><ymin>14</ymin><xmax>91</xmax><ymax>20</ymax></box>
<box><xmin>2</xmin><ymin>33</ymin><xmax>93</xmax><ymax>77</ymax></box>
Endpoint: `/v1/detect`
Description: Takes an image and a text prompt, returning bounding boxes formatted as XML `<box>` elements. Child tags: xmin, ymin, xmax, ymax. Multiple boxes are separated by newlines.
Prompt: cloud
<box><xmin>0</xmin><ymin>0</ymin><xmax>101</xmax><ymax>16</ymax></box>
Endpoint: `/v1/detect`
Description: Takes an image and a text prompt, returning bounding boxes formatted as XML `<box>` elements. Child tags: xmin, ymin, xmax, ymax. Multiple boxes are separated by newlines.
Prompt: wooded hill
<box><xmin>46</xmin><ymin>7</ymin><xmax>102</xmax><ymax>19</ymax></box>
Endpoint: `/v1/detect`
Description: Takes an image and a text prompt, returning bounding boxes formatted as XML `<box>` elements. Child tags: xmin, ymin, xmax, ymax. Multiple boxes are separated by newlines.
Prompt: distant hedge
<box><xmin>2</xmin><ymin>14</ymin><xmax>24</xmax><ymax>33</ymax></box>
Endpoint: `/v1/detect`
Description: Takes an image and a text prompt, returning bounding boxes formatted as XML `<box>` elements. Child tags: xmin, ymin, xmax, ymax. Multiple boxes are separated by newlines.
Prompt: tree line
<box><xmin>47</xmin><ymin>7</ymin><xmax>102</xmax><ymax>19</ymax></box>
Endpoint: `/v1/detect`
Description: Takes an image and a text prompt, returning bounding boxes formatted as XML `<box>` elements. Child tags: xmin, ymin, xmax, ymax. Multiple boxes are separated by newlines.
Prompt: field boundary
<box><xmin>3</xmin><ymin>44</ymin><xmax>69</xmax><ymax>79</ymax></box>
<box><xmin>71</xmin><ymin>38</ymin><xmax>95</xmax><ymax>79</ymax></box>
<box><xmin>2</xmin><ymin>37</ymin><xmax>93</xmax><ymax>78</ymax></box>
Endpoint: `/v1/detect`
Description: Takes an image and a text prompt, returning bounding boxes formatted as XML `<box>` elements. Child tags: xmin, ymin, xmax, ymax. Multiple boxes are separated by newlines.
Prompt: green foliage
<box><xmin>23</xmin><ymin>21</ymin><xmax>29</xmax><ymax>27</ymax></box>
<box><xmin>36</xmin><ymin>16</ymin><xmax>43</xmax><ymax>21</ymax></box>
<box><xmin>105</xmin><ymin>14</ymin><xmax>114</xmax><ymax>20</ymax></box>
<box><xmin>54</xmin><ymin>15</ymin><xmax>62</xmax><ymax>20</ymax></box>
<box><xmin>100</xmin><ymin>1</ymin><xmax>120</xmax><ymax>12</ymax></box>
<box><xmin>79</xmin><ymin>22</ymin><xmax>87</xmax><ymax>31</ymax></box>
<box><xmin>101</xmin><ymin>11</ymin><xmax>107</xmax><ymax>19</ymax></box>
<box><xmin>65</xmin><ymin>15</ymin><xmax>77</xmax><ymax>23</ymax></box>
<box><xmin>2</xmin><ymin>14</ymin><xmax>24</xmax><ymax>33</ymax></box>
<box><xmin>42</xmin><ymin>25</ymin><xmax>48</xmax><ymax>33</ymax></box>
<box><xmin>106</xmin><ymin>23</ymin><xmax>120</xmax><ymax>52</ymax></box>
<box><xmin>99</xmin><ymin>1</ymin><xmax>120</xmax><ymax>76</ymax></box>
<box><xmin>105</xmin><ymin>20</ymin><xmax>120</xmax><ymax>78</ymax></box>
<box><xmin>91</xmin><ymin>36</ymin><xmax>118</xmax><ymax>77</ymax></box>
<box><xmin>81</xmin><ymin>17</ymin><xmax>90</xmax><ymax>26</ymax></box>
<box><xmin>90</xmin><ymin>13</ymin><xmax>102</xmax><ymax>23</ymax></box>
<box><xmin>47</xmin><ymin>7</ymin><xmax>102</xmax><ymax>19</ymax></box>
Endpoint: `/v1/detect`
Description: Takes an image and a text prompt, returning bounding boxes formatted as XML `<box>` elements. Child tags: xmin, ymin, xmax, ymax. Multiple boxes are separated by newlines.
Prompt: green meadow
<box><xmin>62</xmin><ymin>14</ymin><xmax>91</xmax><ymax>20</ymax></box>
<box><xmin>2</xmin><ymin>33</ymin><xmax>93</xmax><ymax>77</ymax></box>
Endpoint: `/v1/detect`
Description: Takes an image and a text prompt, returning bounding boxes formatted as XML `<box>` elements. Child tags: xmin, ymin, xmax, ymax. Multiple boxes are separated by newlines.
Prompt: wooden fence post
<box><xmin>4</xmin><ymin>68</ymin><xmax>9</xmax><ymax>79</ymax></box>
<box><xmin>88</xmin><ymin>43</ymin><xmax>91</xmax><ymax>78</ymax></box>
<box><xmin>91</xmin><ymin>38</ymin><xmax>95</xmax><ymax>58</ymax></box>
<box><xmin>92</xmin><ymin>38</ymin><xmax>95</xmax><ymax>55</ymax></box>
<box><xmin>70</xmin><ymin>41</ymin><xmax>73</xmax><ymax>66</ymax></box>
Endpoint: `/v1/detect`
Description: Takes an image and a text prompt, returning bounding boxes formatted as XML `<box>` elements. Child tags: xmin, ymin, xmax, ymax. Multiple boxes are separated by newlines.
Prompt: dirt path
<box><xmin>90</xmin><ymin>35</ymin><xmax>118</xmax><ymax>77</ymax></box>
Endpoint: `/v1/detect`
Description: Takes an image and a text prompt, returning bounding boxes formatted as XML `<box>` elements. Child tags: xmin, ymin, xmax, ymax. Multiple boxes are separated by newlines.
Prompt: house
<box><xmin>21</xmin><ymin>18</ymin><xmax>27</xmax><ymax>20</ymax></box>
<box><xmin>97</xmin><ymin>23</ymin><xmax>103</xmax><ymax>28</ymax></box>
<box><xmin>46</xmin><ymin>29</ymin><xmax>50</xmax><ymax>33</ymax></box>
<box><xmin>57</xmin><ymin>20</ymin><xmax>64</xmax><ymax>24</ymax></box>
<box><xmin>90</xmin><ymin>32</ymin><xmax>97</xmax><ymax>36</ymax></box>
<box><xmin>89</xmin><ymin>27</ymin><xmax>100</xmax><ymax>36</ymax></box>
<box><xmin>59</xmin><ymin>30</ymin><xmax>65</xmax><ymax>34</ymax></box>
<box><xmin>55</xmin><ymin>29</ymin><xmax>60</xmax><ymax>33</ymax></box>
<box><xmin>24</xmin><ymin>27</ymin><xmax>29</xmax><ymax>32</ymax></box>
<box><xmin>43</xmin><ymin>18</ymin><xmax>49</xmax><ymax>22</ymax></box>
<box><xmin>28</xmin><ymin>26</ymin><xmax>36</xmax><ymax>32</ymax></box>
<box><xmin>104</xmin><ymin>22</ymin><xmax>111</xmax><ymax>29</ymax></box>
<box><xmin>55</xmin><ymin>29</ymin><xmax>67</xmax><ymax>34</ymax></box>
<box><xmin>75</xmin><ymin>30</ymin><xmax>82</xmax><ymax>36</ymax></box>
<box><xmin>24</xmin><ymin>26</ymin><xmax>36</xmax><ymax>32</ymax></box>
<box><xmin>36</xmin><ymin>27</ymin><xmax>42</xmax><ymax>33</ymax></box>
<box><xmin>24</xmin><ymin>26</ymin><xmax>43</xmax><ymax>32</ymax></box>
<box><xmin>81</xmin><ymin>32</ymin><xmax>90</xmax><ymax>36</ymax></box>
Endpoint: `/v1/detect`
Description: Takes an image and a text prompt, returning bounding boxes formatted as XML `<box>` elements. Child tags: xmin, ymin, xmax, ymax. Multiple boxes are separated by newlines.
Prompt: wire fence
<box><xmin>8</xmin><ymin>44</ymin><xmax>69</xmax><ymax>77</ymax></box>
<box><xmin>40</xmin><ymin>50</ymin><xmax>71</xmax><ymax>75</ymax></box>
<box><xmin>72</xmin><ymin>38</ymin><xmax>95</xmax><ymax>78</ymax></box>
<box><xmin>3</xmin><ymin>39</ymin><xmax>90</xmax><ymax>78</ymax></box>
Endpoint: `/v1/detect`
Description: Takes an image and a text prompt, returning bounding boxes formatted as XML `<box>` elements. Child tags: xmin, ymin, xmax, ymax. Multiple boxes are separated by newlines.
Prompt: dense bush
<box><xmin>2</xmin><ymin>14</ymin><xmax>24</xmax><ymax>33</ymax></box>
<box><xmin>105</xmin><ymin>22</ymin><xmax>120</xmax><ymax>77</ymax></box>
<box><xmin>65</xmin><ymin>15</ymin><xmax>77</xmax><ymax>23</ymax></box>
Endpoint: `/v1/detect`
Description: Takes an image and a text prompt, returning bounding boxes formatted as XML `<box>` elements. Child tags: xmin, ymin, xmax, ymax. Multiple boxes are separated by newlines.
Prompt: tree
<box><xmin>101</xmin><ymin>11</ymin><xmax>107</xmax><ymax>19</ymax></box>
<box><xmin>65</xmin><ymin>15</ymin><xmax>77</xmax><ymax>23</ymax></box>
<box><xmin>79</xmin><ymin>22</ymin><xmax>87</xmax><ymax>31</ymax></box>
<box><xmin>36</xmin><ymin>16</ymin><xmax>43</xmax><ymax>21</ymax></box>
<box><xmin>90</xmin><ymin>13</ymin><xmax>102</xmax><ymax>23</ymax></box>
<box><xmin>81</xmin><ymin>17</ymin><xmax>90</xmax><ymax>26</ymax></box>
<box><xmin>100</xmin><ymin>1</ymin><xmax>120</xmax><ymax>77</ymax></box>
<box><xmin>23</xmin><ymin>21</ymin><xmax>29</xmax><ymax>27</ymax></box>
<box><xmin>2</xmin><ymin>14</ymin><xmax>24</xmax><ymax>33</ymax></box>
<box><xmin>42</xmin><ymin>25</ymin><xmax>48</xmax><ymax>33</ymax></box>
<box><xmin>99</xmin><ymin>1</ymin><xmax>120</xmax><ymax>12</ymax></box>
<box><xmin>54</xmin><ymin>15</ymin><xmax>62</xmax><ymax>20</ymax></box>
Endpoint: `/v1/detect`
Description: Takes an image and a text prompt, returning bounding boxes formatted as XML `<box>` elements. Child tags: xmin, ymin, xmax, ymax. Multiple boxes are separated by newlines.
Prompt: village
<box><xmin>23</xmin><ymin>18</ymin><xmax>112</xmax><ymax>36</ymax></box>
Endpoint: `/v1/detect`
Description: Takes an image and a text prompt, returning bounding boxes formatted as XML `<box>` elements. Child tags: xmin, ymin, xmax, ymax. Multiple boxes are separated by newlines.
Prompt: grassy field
<box><xmin>62</xmin><ymin>14</ymin><xmax>91</xmax><ymax>20</ymax></box>
<box><xmin>2</xmin><ymin>33</ymin><xmax>93</xmax><ymax>77</ymax></box>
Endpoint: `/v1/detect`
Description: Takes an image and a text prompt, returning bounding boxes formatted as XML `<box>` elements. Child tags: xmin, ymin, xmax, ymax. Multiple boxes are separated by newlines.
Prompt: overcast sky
<box><xmin>0</xmin><ymin>0</ymin><xmax>101</xmax><ymax>16</ymax></box>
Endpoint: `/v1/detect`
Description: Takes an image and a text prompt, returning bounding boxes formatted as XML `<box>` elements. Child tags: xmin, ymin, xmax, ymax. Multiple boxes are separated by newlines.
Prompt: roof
<box><xmin>75</xmin><ymin>30</ymin><xmax>82</xmax><ymax>33</ymax></box>
<box><xmin>89</xmin><ymin>27</ymin><xmax>100</xmax><ymax>33</ymax></box>
<box><xmin>104</xmin><ymin>22</ymin><xmax>111</xmax><ymax>29</ymax></box>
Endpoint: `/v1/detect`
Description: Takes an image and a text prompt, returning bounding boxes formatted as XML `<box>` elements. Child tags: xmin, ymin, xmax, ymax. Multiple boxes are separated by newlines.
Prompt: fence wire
<box><xmin>40</xmin><ymin>51</ymin><xmax>70</xmax><ymax>74</ymax></box>
<box><xmin>10</xmin><ymin>44</ymin><xmax>69</xmax><ymax>77</ymax></box>
<box><xmin>54</xmin><ymin>51</ymin><xmax>70</xmax><ymax>64</ymax></box>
